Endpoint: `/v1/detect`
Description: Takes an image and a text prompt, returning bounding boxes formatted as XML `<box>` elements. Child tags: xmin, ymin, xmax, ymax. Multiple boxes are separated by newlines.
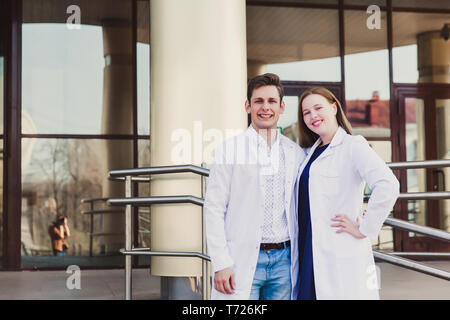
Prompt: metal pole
<box><xmin>373</xmin><ymin>250</ymin><xmax>450</xmax><ymax>281</ymax></box>
<box><xmin>125</xmin><ymin>176</ymin><xmax>132</xmax><ymax>300</ymax></box>
<box><xmin>89</xmin><ymin>201</ymin><xmax>94</xmax><ymax>257</ymax></box>
<box><xmin>201</xmin><ymin>170</ymin><xmax>209</xmax><ymax>300</ymax></box>
<box><xmin>384</xmin><ymin>217</ymin><xmax>450</xmax><ymax>242</ymax></box>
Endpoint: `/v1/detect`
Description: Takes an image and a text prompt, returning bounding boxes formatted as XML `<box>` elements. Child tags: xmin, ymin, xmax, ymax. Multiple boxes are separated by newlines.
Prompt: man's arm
<box><xmin>204</xmin><ymin>143</ymin><xmax>235</xmax><ymax>294</ymax></box>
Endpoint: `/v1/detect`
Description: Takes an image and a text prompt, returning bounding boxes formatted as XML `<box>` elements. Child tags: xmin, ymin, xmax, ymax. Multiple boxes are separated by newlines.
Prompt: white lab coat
<box><xmin>292</xmin><ymin>126</ymin><xmax>400</xmax><ymax>299</ymax></box>
<box><xmin>204</xmin><ymin>126</ymin><xmax>305</xmax><ymax>300</ymax></box>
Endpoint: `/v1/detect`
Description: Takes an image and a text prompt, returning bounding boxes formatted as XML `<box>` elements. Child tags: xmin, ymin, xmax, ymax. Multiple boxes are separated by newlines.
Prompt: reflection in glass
<box><xmin>368</xmin><ymin>141</ymin><xmax>391</xmax><ymax>163</ymax></box>
<box><xmin>393</xmin><ymin>12</ymin><xmax>450</xmax><ymax>83</ymax></box>
<box><xmin>345</xmin><ymin>0</ymin><xmax>385</xmax><ymax>5</ymax></box>
<box><xmin>22</xmin><ymin>0</ymin><xmax>133</xmax><ymax>134</ymax></box>
<box><xmin>21</xmin><ymin>139</ymin><xmax>132</xmax><ymax>267</ymax></box>
<box><xmin>405</xmin><ymin>98</ymin><xmax>426</xmax><ymax>235</ymax></box>
<box><xmin>393</xmin><ymin>0</ymin><xmax>450</xmax><ymax>9</ymax></box>
<box><xmin>247</xmin><ymin>6</ymin><xmax>341</xmax><ymax>82</ymax></box>
<box><xmin>436</xmin><ymin>99</ymin><xmax>450</xmax><ymax>232</ymax></box>
<box><xmin>138</xmin><ymin>139</ymin><xmax>151</xmax><ymax>249</ymax></box>
<box><xmin>0</xmin><ymin>140</ymin><xmax>3</xmax><ymax>259</ymax></box>
<box><xmin>250</xmin><ymin>0</ymin><xmax>338</xmax><ymax>4</ymax></box>
<box><xmin>137</xmin><ymin>0</ymin><xmax>150</xmax><ymax>136</ymax></box>
<box><xmin>344</xmin><ymin>10</ymin><xmax>390</xmax><ymax>138</ymax></box>
<box><xmin>278</xmin><ymin>96</ymin><xmax>299</xmax><ymax>144</ymax></box>
<box><xmin>0</xmin><ymin>57</ymin><xmax>3</xmax><ymax>134</ymax></box>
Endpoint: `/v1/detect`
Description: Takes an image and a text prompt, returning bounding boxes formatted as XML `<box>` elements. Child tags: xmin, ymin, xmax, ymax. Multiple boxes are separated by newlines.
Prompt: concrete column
<box><xmin>150</xmin><ymin>0</ymin><xmax>247</xmax><ymax>282</ymax></box>
<box><xmin>417</xmin><ymin>31</ymin><xmax>450</xmax><ymax>232</ymax></box>
<box><xmin>100</xmin><ymin>20</ymin><xmax>134</xmax><ymax>254</ymax></box>
<box><xmin>417</xmin><ymin>31</ymin><xmax>450</xmax><ymax>83</ymax></box>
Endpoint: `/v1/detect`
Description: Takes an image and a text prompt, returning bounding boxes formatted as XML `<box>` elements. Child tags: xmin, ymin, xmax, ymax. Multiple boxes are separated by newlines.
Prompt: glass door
<box><xmin>0</xmin><ymin>0</ymin><xmax>5</xmax><ymax>265</ymax></box>
<box><xmin>395</xmin><ymin>86</ymin><xmax>450</xmax><ymax>252</ymax></box>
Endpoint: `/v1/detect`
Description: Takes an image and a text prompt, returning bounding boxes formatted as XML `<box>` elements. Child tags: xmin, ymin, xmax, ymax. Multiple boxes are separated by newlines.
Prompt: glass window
<box><xmin>0</xmin><ymin>0</ymin><xmax>4</xmax><ymax>260</ymax></box>
<box><xmin>22</xmin><ymin>0</ymin><xmax>133</xmax><ymax>134</ymax></box>
<box><xmin>278</xmin><ymin>96</ymin><xmax>299</xmax><ymax>144</ymax></box>
<box><xmin>345</xmin><ymin>0</ymin><xmax>385</xmax><ymax>6</ymax></box>
<box><xmin>0</xmin><ymin>56</ymin><xmax>3</xmax><ymax>135</ymax></box>
<box><xmin>247</xmin><ymin>6</ymin><xmax>341</xmax><ymax>82</ymax></box>
<box><xmin>137</xmin><ymin>139</ymin><xmax>150</xmax><ymax>249</ymax></box>
<box><xmin>21</xmin><ymin>138</ymin><xmax>133</xmax><ymax>268</ymax></box>
<box><xmin>0</xmin><ymin>140</ymin><xmax>3</xmax><ymax>260</ymax></box>
<box><xmin>249</xmin><ymin>0</ymin><xmax>338</xmax><ymax>4</ymax></box>
<box><xmin>405</xmin><ymin>98</ymin><xmax>427</xmax><ymax>235</ymax></box>
<box><xmin>137</xmin><ymin>0</ymin><xmax>150</xmax><ymax>136</ymax></box>
<box><xmin>368</xmin><ymin>140</ymin><xmax>391</xmax><ymax>163</ymax></box>
<box><xmin>393</xmin><ymin>12</ymin><xmax>450</xmax><ymax>83</ymax></box>
<box><xmin>344</xmin><ymin>10</ymin><xmax>390</xmax><ymax>138</ymax></box>
<box><xmin>393</xmin><ymin>0</ymin><xmax>450</xmax><ymax>10</ymax></box>
<box><xmin>435</xmin><ymin>99</ymin><xmax>450</xmax><ymax>232</ymax></box>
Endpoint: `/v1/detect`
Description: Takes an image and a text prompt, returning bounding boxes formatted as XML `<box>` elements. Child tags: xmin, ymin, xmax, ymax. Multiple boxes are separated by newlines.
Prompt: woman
<box><xmin>295</xmin><ymin>87</ymin><xmax>399</xmax><ymax>300</ymax></box>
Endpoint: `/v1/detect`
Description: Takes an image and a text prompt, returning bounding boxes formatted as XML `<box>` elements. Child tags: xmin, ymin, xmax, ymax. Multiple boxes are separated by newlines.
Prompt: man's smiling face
<box><xmin>245</xmin><ymin>85</ymin><xmax>285</xmax><ymax>131</ymax></box>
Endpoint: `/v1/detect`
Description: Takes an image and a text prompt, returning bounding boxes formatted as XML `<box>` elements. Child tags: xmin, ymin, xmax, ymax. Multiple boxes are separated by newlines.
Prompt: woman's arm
<box><xmin>351</xmin><ymin>136</ymin><xmax>400</xmax><ymax>240</ymax></box>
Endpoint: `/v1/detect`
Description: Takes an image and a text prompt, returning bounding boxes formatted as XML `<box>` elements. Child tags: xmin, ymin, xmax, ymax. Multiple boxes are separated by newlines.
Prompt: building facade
<box><xmin>1</xmin><ymin>0</ymin><xmax>449</xmax><ymax>278</ymax></box>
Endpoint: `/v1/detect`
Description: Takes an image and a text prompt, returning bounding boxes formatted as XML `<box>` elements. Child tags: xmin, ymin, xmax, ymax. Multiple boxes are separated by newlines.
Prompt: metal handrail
<box><xmin>109</xmin><ymin>168</ymin><xmax>211</xmax><ymax>300</ymax></box>
<box><xmin>109</xmin><ymin>165</ymin><xmax>210</xmax><ymax>182</ymax></box>
<box><xmin>373</xmin><ymin>251</ymin><xmax>450</xmax><ymax>281</ymax></box>
<box><xmin>108</xmin><ymin>195</ymin><xmax>205</xmax><ymax>207</ymax></box>
<box><xmin>81</xmin><ymin>198</ymin><xmax>151</xmax><ymax>257</ymax></box>
<box><xmin>384</xmin><ymin>217</ymin><xmax>450</xmax><ymax>242</ymax></box>
<box><xmin>121</xmin><ymin>249</ymin><xmax>211</xmax><ymax>261</ymax></box>
<box><xmin>108</xmin><ymin>160</ymin><xmax>450</xmax><ymax>300</ymax></box>
<box><xmin>364</xmin><ymin>192</ymin><xmax>450</xmax><ymax>201</ymax></box>
<box><xmin>387</xmin><ymin>159</ymin><xmax>450</xmax><ymax>170</ymax></box>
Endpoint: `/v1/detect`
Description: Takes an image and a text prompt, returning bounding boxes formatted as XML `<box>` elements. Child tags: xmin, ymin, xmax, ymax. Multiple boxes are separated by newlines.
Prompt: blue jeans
<box><xmin>249</xmin><ymin>246</ymin><xmax>291</xmax><ymax>300</ymax></box>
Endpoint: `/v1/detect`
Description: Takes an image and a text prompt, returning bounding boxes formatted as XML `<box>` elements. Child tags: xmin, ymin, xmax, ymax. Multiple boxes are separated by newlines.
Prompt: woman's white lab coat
<box><xmin>292</xmin><ymin>126</ymin><xmax>399</xmax><ymax>299</ymax></box>
<box><xmin>204</xmin><ymin>127</ymin><xmax>305</xmax><ymax>300</ymax></box>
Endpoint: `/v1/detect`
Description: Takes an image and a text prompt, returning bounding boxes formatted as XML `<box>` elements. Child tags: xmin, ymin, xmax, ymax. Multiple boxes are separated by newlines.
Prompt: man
<box><xmin>204</xmin><ymin>73</ymin><xmax>305</xmax><ymax>300</ymax></box>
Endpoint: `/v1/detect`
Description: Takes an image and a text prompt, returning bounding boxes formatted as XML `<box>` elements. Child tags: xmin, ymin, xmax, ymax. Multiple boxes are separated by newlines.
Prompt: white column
<box><xmin>150</xmin><ymin>0</ymin><xmax>247</xmax><ymax>277</ymax></box>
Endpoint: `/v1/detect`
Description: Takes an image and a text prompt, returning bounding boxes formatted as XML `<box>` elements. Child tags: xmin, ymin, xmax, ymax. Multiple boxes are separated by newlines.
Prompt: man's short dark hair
<box><xmin>247</xmin><ymin>73</ymin><xmax>284</xmax><ymax>103</ymax></box>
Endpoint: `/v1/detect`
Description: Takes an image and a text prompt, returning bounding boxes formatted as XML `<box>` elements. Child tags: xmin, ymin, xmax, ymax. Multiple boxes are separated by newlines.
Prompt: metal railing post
<box><xmin>89</xmin><ymin>201</ymin><xmax>94</xmax><ymax>257</ymax></box>
<box><xmin>125</xmin><ymin>176</ymin><xmax>132</xmax><ymax>300</ymax></box>
<box><xmin>200</xmin><ymin>164</ymin><xmax>210</xmax><ymax>300</ymax></box>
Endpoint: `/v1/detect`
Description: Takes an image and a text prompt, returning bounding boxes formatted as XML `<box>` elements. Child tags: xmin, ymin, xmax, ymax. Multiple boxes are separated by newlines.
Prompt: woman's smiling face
<box><xmin>301</xmin><ymin>93</ymin><xmax>338</xmax><ymax>141</ymax></box>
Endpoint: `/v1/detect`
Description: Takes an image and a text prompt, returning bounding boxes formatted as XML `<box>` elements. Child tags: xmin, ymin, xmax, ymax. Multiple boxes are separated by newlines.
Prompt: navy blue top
<box><xmin>297</xmin><ymin>143</ymin><xmax>329</xmax><ymax>300</ymax></box>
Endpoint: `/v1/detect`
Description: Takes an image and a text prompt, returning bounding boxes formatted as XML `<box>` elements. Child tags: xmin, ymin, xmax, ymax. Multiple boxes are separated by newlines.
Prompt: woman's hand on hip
<box><xmin>331</xmin><ymin>214</ymin><xmax>366</xmax><ymax>239</ymax></box>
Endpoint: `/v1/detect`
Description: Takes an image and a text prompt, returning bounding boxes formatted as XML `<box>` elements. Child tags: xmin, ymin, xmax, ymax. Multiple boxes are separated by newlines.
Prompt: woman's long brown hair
<box><xmin>297</xmin><ymin>87</ymin><xmax>353</xmax><ymax>148</ymax></box>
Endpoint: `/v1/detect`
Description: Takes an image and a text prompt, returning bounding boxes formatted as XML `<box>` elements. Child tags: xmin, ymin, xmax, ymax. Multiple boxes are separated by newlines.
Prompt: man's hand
<box><xmin>214</xmin><ymin>267</ymin><xmax>236</xmax><ymax>294</ymax></box>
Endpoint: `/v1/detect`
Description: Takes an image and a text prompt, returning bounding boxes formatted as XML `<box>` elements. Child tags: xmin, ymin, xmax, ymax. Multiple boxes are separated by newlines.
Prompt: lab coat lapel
<box><xmin>297</xmin><ymin>138</ymin><xmax>321</xmax><ymax>183</ymax></box>
<box><xmin>282</xmin><ymin>138</ymin><xmax>295</xmax><ymax>207</ymax></box>
<box><xmin>314</xmin><ymin>126</ymin><xmax>346</xmax><ymax>161</ymax></box>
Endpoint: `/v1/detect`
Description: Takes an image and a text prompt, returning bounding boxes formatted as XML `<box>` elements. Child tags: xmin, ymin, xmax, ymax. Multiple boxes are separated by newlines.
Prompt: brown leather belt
<box><xmin>260</xmin><ymin>240</ymin><xmax>290</xmax><ymax>251</ymax></box>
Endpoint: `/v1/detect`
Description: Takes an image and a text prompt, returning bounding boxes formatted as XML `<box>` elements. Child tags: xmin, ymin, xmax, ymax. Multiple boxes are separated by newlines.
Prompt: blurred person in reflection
<box><xmin>49</xmin><ymin>215</ymin><xmax>71</xmax><ymax>256</ymax></box>
<box><xmin>204</xmin><ymin>73</ymin><xmax>305</xmax><ymax>300</ymax></box>
<box><xmin>294</xmin><ymin>87</ymin><xmax>399</xmax><ymax>300</ymax></box>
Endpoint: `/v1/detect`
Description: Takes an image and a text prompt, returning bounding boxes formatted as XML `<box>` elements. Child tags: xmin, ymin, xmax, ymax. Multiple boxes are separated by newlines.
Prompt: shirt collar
<box><xmin>249</xmin><ymin>124</ymin><xmax>281</xmax><ymax>149</ymax></box>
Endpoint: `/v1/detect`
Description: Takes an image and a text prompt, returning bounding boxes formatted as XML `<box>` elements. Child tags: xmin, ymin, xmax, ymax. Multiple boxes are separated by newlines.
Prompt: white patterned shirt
<box><xmin>250</xmin><ymin>125</ymin><xmax>290</xmax><ymax>244</ymax></box>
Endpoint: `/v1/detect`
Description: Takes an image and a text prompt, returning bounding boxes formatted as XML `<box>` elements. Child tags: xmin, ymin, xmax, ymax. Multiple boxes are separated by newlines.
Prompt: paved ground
<box><xmin>0</xmin><ymin>261</ymin><xmax>449</xmax><ymax>300</ymax></box>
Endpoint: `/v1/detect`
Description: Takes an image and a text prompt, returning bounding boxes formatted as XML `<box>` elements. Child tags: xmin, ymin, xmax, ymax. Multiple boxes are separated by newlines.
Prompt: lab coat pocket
<box><xmin>317</xmin><ymin>169</ymin><xmax>340</xmax><ymax>197</ymax></box>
